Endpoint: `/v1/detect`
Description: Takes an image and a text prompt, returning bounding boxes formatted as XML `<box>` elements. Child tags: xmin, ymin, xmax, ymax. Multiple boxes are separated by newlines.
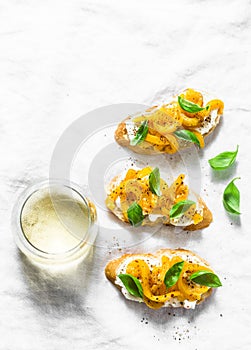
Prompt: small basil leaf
<box><xmin>190</xmin><ymin>270</ymin><xmax>222</xmax><ymax>288</ymax></box>
<box><xmin>149</xmin><ymin>167</ymin><xmax>161</xmax><ymax>196</ymax></box>
<box><xmin>169</xmin><ymin>200</ymin><xmax>196</xmax><ymax>219</ymax></box>
<box><xmin>127</xmin><ymin>202</ymin><xmax>145</xmax><ymax>227</ymax></box>
<box><xmin>130</xmin><ymin>120</ymin><xmax>149</xmax><ymax>146</ymax></box>
<box><xmin>118</xmin><ymin>273</ymin><xmax>143</xmax><ymax>298</ymax></box>
<box><xmin>174</xmin><ymin>129</ymin><xmax>200</xmax><ymax>147</ymax></box>
<box><xmin>223</xmin><ymin>177</ymin><xmax>241</xmax><ymax>215</ymax></box>
<box><xmin>178</xmin><ymin>96</ymin><xmax>206</xmax><ymax>113</ymax></box>
<box><xmin>164</xmin><ymin>261</ymin><xmax>184</xmax><ymax>289</ymax></box>
<box><xmin>209</xmin><ymin>145</ymin><xmax>239</xmax><ymax>170</ymax></box>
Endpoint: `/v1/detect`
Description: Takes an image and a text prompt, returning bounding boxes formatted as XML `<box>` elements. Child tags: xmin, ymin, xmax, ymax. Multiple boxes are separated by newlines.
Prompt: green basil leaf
<box><xmin>223</xmin><ymin>177</ymin><xmax>241</xmax><ymax>215</ymax></box>
<box><xmin>149</xmin><ymin>167</ymin><xmax>161</xmax><ymax>196</ymax></box>
<box><xmin>208</xmin><ymin>145</ymin><xmax>239</xmax><ymax>170</ymax></box>
<box><xmin>190</xmin><ymin>270</ymin><xmax>222</xmax><ymax>287</ymax></box>
<box><xmin>178</xmin><ymin>95</ymin><xmax>209</xmax><ymax>113</ymax></box>
<box><xmin>130</xmin><ymin>120</ymin><xmax>148</xmax><ymax>146</ymax></box>
<box><xmin>164</xmin><ymin>261</ymin><xmax>184</xmax><ymax>289</ymax></box>
<box><xmin>127</xmin><ymin>202</ymin><xmax>145</xmax><ymax>226</ymax></box>
<box><xmin>118</xmin><ymin>273</ymin><xmax>143</xmax><ymax>298</ymax></box>
<box><xmin>169</xmin><ymin>200</ymin><xmax>196</xmax><ymax>219</ymax></box>
<box><xmin>174</xmin><ymin>129</ymin><xmax>200</xmax><ymax>147</ymax></box>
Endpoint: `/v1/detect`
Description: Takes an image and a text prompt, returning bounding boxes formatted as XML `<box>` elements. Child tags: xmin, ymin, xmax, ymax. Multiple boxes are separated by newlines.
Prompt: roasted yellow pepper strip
<box><xmin>183</xmin><ymin>88</ymin><xmax>203</xmax><ymax>106</ymax></box>
<box><xmin>163</xmin><ymin>135</ymin><xmax>179</xmax><ymax>154</ymax></box>
<box><xmin>121</xmin><ymin>179</ymin><xmax>157</xmax><ymax>216</ymax></box>
<box><xmin>180</xmin><ymin>113</ymin><xmax>200</xmax><ymax>127</ymax></box>
<box><xmin>145</xmin><ymin>133</ymin><xmax>166</xmax><ymax>146</ymax></box>
<box><xmin>105</xmin><ymin>179</ymin><xmax>127</xmax><ymax>211</ymax></box>
<box><xmin>207</xmin><ymin>99</ymin><xmax>224</xmax><ymax>115</ymax></box>
<box><xmin>124</xmin><ymin>169</ymin><xmax>137</xmax><ymax>180</ymax></box>
<box><xmin>137</xmin><ymin>167</ymin><xmax>152</xmax><ymax>178</ymax></box>
<box><xmin>119</xmin><ymin>167</ymin><xmax>157</xmax><ymax>219</ymax></box>
<box><xmin>126</xmin><ymin>260</ymin><xmax>182</xmax><ymax>304</ymax></box>
<box><xmin>192</xmin><ymin>213</ymin><xmax>203</xmax><ymax>225</ymax></box>
<box><xmin>182</xmin><ymin>99</ymin><xmax>224</xmax><ymax>121</ymax></box>
<box><xmin>153</xmin><ymin>174</ymin><xmax>188</xmax><ymax>215</ymax></box>
<box><xmin>192</xmin><ymin>130</ymin><xmax>205</xmax><ymax>148</ymax></box>
<box><xmin>142</xmin><ymin>127</ymin><xmax>180</xmax><ymax>154</ymax></box>
<box><xmin>179</xmin><ymin>89</ymin><xmax>224</xmax><ymax>121</ymax></box>
<box><xmin>150</xmin><ymin>255</ymin><xmax>171</xmax><ymax>295</ymax></box>
<box><xmin>107</xmin><ymin>168</ymin><xmax>152</xmax><ymax>202</ymax></box>
<box><xmin>125</xmin><ymin>256</ymin><xmax>212</xmax><ymax>309</ymax></box>
<box><xmin>133</xmin><ymin>109</ymin><xmax>181</xmax><ymax>134</ymax></box>
<box><xmin>159</xmin><ymin>105</ymin><xmax>183</xmax><ymax>124</ymax></box>
<box><xmin>174</xmin><ymin>176</ymin><xmax>189</xmax><ymax>203</ymax></box>
<box><xmin>177</xmin><ymin>262</ymin><xmax>211</xmax><ymax>301</ymax></box>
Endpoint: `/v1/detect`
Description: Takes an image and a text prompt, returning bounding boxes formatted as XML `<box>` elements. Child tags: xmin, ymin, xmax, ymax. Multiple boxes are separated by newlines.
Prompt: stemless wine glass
<box><xmin>12</xmin><ymin>180</ymin><xmax>98</xmax><ymax>266</ymax></box>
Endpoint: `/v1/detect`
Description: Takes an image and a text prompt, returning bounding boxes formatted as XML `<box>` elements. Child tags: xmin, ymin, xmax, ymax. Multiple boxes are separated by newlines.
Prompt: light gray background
<box><xmin>1</xmin><ymin>1</ymin><xmax>251</xmax><ymax>349</ymax></box>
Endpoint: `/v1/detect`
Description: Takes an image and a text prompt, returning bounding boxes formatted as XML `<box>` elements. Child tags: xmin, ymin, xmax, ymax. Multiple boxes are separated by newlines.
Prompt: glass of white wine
<box><xmin>12</xmin><ymin>180</ymin><xmax>98</xmax><ymax>265</ymax></box>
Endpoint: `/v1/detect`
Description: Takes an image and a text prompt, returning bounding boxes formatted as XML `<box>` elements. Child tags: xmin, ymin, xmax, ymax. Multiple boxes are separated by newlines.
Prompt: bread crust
<box><xmin>114</xmin><ymin>121</ymin><xmax>128</xmax><ymax>147</ymax></box>
<box><xmin>105</xmin><ymin>248</ymin><xmax>213</xmax><ymax>307</ymax></box>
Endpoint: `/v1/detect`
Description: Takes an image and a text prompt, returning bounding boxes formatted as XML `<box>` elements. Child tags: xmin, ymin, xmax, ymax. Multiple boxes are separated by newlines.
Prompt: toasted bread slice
<box><xmin>115</xmin><ymin>89</ymin><xmax>224</xmax><ymax>155</ymax></box>
<box><xmin>105</xmin><ymin>248</ymin><xmax>215</xmax><ymax>310</ymax></box>
<box><xmin>105</xmin><ymin>168</ymin><xmax>213</xmax><ymax>231</ymax></box>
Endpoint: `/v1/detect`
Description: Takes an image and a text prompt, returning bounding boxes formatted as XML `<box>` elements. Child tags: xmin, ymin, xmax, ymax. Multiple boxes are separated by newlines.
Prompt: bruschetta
<box><xmin>105</xmin><ymin>166</ymin><xmax>212</xmax><ymax>230</ymax></box>
<box><xmin>105</xmin><ymin>248</ymin><xmax>222</xmax><ymax>310</ymax></box>
<box><xmin>115</xmin><ymin>88</ymin><xmax>224</xmax><ymax>155</ymax></box>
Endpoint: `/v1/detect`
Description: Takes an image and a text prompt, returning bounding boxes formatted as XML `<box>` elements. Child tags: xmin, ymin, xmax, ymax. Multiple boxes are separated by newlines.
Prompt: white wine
<box><xmin>21</xmin><ymin>186</ymin><xmax>91</xmax><ymax>254</ymax></box>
